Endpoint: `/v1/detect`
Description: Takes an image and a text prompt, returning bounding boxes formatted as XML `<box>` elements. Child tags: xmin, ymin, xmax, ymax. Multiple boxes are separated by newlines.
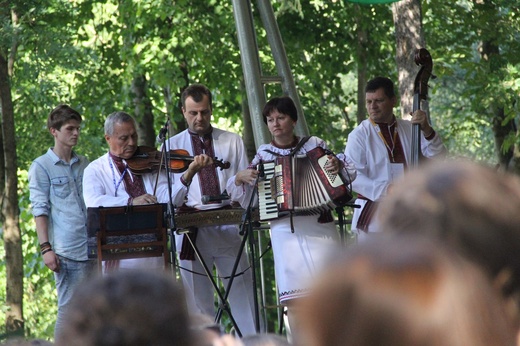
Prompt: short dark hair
<box><xmin>262</xmin><ymin>96</ymin><xmax>298</xmax><ymax>124</ymax></box>
<box><xmin>47</xmin><ymin>104</ymin><xmax>82</xmax><ymax>130</ymax></box>
<box><xmin>365</xmin><ymin>77</ymin><xmax>396</xmax><ymax>98</ymax></box>
<box><xmin>181</xmin><ymin>84</ymin><xmax>213</xmax><ymax>110</ymax></box>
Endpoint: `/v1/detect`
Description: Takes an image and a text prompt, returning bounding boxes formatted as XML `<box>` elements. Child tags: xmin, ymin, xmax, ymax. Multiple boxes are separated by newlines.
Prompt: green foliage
<box><xmin>0</xmin><ymin>170</ymin><xmax>56</xmax><ymax>341</ymax></box>
<box><xmin>269</xmin><ymin>0</ymin><xmax>397</xmax><ymax>155</ymax></box>
<box><xmin>425</xmin><ymin>0</ymin><xmax>520</xmax><ymax>163</ymax></box>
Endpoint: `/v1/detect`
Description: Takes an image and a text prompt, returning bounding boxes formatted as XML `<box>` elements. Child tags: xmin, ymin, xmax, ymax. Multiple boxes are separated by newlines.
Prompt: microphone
<box><xmin>156</xmin><ymin>120</ymin><xmax>169</xmax><ymax>143</ymax></box>
<box><xmin>201</xmin><ymin>192</ymin><xmax>230</xmax><ymax>204</ymax></box>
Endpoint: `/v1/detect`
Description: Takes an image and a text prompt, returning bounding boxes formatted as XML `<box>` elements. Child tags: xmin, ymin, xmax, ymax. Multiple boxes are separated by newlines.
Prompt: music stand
<box><xmin>87</xmin><ymin>204</ymin><xmax>169</xmax><ymax>271</ymax></box>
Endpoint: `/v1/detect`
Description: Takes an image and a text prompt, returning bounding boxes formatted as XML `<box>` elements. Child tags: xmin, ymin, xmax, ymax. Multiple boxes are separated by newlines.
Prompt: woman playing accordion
<box><xmin>227</xmin><ymin>96</ymin><xmax>356</xmax><ymax>338</ymax></box>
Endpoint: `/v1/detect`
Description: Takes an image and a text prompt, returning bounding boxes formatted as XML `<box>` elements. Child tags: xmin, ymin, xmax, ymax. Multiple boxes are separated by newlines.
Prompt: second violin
<box><xmin>126</xmin><ymin>146</ymin><xmax>231</xmax><ymax>174</ymax></box>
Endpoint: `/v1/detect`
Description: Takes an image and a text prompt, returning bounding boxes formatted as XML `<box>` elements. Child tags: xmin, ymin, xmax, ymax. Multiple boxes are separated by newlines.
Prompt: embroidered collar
<box><xmin>271</xmin><ymin>136</ymin><xmax>300</xmax><ymax>149</ymax></box>
<box><xmin>188</xmin><ymin>126</ymin><xmax>213</xmax><ymax>139</ymax></box>
<box><xmin>375</xmin><ymin>115</ymin><xmax>397</xmax><ymax>127</ymax></box>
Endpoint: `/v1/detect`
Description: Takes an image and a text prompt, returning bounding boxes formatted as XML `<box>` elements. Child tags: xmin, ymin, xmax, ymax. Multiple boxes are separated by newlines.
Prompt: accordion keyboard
<box><xmin>257</xmin><ymin>162</ymin><xmax>278</xmax><ymax>221</ymax></box>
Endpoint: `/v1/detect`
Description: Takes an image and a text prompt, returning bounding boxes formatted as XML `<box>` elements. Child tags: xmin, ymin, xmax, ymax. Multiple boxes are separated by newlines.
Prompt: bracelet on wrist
<box><xmin>41</xmin><ymin>248</ymin><xmax>53</xmax><ymax>256</ymax></box>
<box><xmin>40</xmin><ymin>244</ymin><xmax>52</xmax><ymax>252</ymax></box>
<box><xmin>39</xmin><ymin>241</ymin><xmax>51</xmax><ymax>250</ymax></box>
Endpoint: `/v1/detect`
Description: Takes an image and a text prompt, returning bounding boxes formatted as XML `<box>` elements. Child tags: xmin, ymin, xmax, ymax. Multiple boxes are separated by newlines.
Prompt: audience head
<box><xmin>189</xmin><ymin>313</ymin><xmax>222</xmax><ymax>346</ymax></box>
<box><xmin>240</xmin><ymin>333</ymin><xmax>290</xmax><ymax>346</ymax></box>
<box><xmin>377</xmin><ymin>159</ymin><xmax>520</xmax><ymax>324</ymax></box>
<box><xmin>56</xmin><ymin>270</ymin><xmax>194</xmax><ymax>346</ymax></box>
<box><xmin>210</xmin><ymin>333</ymin><xmax>290</xmax><ymax>346</ymax></box>
<box><xmin>262</xmin><ymin>96</ymin><xmax>298</xmax><ymax>124</ymax></box>
<box><xmin>298</xmin><ymin>235</ymin><xmax>517</xmax><ymax>346</ymax></box>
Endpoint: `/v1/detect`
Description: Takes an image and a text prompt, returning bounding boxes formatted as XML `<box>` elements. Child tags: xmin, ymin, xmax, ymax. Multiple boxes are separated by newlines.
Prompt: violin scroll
<box><xmin>215</xmin><ymin>159</ymin><xmax>231</xmax><ymax>170</ymax></box>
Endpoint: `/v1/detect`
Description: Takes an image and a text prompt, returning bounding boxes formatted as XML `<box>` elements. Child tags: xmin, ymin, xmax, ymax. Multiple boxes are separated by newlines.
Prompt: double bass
<box><xmin>410</xmin><ymin>48</ymin><xmax>435</xmax><ymax>167</ymax></box>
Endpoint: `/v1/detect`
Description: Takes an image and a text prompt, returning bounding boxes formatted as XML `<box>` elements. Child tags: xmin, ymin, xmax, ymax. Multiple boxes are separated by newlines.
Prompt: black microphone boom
<box><xmin>156</xmin><ymin>119</ymin><xmax>169</xmax><ymax>143</ymax></box>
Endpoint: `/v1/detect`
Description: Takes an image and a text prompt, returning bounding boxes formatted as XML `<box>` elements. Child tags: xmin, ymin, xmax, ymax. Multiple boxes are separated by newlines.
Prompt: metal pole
<box><xmin>231</xmin><ymin>0</ymin><xmax>271</xmax><ymax>147</ymax></box>
<box><xmin>256</xmin><ymin>0</ymin><xmax>310</xmax><ymax>137</ymax></box>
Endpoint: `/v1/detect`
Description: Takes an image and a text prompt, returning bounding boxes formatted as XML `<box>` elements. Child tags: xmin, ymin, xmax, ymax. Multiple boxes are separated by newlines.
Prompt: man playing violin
<box><xmin>167</xmin><ymin>84</ymin><xmax>257</xmax><ymax>336</ymax></box>
<box><xmin>83</xmin><ymin>111</ymin><xmax>189</xmax><ymax>271</ymax></box>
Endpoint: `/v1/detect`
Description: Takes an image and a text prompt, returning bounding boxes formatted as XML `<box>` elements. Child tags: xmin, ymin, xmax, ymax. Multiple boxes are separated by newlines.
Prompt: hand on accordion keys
<box><xmin>234</xmin><ymin>167</ymin><xmax>263</xmax><ymax>186</ymax></box>
<box><xmin>324</xmin><ymin>153</ymin><xmax>340</xmax><ymax>175</ymax></box>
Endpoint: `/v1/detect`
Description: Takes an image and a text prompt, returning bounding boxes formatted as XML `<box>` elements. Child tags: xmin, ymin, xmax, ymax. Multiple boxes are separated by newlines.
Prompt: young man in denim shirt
<box><xmin>28</xmin><ymin>105</ymin><xmax>95</xmax><ymax>340</ymax></box>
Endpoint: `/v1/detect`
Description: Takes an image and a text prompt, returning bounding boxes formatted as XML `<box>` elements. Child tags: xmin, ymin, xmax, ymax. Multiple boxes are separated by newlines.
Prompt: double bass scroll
<box><xmin>410</xmin><ymin>48</ymin><xmax>435</xmax><ymax>167</ymax></box>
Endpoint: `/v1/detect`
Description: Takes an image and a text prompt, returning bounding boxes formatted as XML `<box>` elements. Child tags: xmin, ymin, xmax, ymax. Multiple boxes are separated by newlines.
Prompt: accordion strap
<box><xmin>263</xmin><ymin>136</ymin><xmax>312</xmax><ymax>157</ymax></box>
<box><xmin>289</xmin><ymin>136</ymin><xmax>311</xmax><ymax>156</ymax></box>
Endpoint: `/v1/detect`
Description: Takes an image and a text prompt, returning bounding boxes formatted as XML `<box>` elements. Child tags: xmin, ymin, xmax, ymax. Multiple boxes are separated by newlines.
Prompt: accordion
<box><xmin>258</xmin><ymin>147</ymin><xmax>352</xmax><ymax>220</ymax></box>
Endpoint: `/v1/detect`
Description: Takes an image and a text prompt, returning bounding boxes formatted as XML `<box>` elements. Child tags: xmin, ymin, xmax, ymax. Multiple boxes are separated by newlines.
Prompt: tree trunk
<box><xmin>131</xmin><ymin>74</ymin><xmax>156</xmax><ymax>147</ymax></box>
<box><xmin>355</xmin><ymin>4</ymin><xmax>368</xmax><ymax>125</ymax></box>
<box><xmin>392</xmin><ymin>0</ymin><xmax>426</xmax><ymax>120</ymax></box>
<box><xmin>491</xmin><ymin>106</ymin><xmax>514</xmax><ymax>170</ymax></box>
<box><xmin>0</xmin><ymin>51</ymin><xmax>24</xmax><ymax>338</ymax></box>
<box><xmin>173</xmin><ymin>61</ymin><xmax>190</xmax><ymax>135</ymax></box>
<box><xmin>476</xmin><ymin>0</ymin><xmax>515</xmax><ymax>172</ymax></box>
<box><xmin>482</xmin><ymin>40</ymin><xmax>515</xmax><ymax>171</ymax></box>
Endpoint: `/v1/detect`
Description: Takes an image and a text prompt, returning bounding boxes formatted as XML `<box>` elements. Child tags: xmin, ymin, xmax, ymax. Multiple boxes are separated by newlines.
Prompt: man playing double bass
<box><xmin>83</xmin><ymin>111</ymin><xmax>212</xmax><ymax>271</ymax></box>
<box><xmin>344</xmin><ymin>76</ymin><xmax>447</xmax><ymax>240</ymax></box>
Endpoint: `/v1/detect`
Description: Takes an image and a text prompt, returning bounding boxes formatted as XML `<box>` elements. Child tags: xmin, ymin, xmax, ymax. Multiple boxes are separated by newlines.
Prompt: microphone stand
<box><xmin>215</xmin><ymin>173</ymin><xmax>262</xmax><ymax>335</ymax></box>
<box><xmin>157</xmin><ymin>118</ymin><xmax>178</xmax><ymax>277</ymax></box>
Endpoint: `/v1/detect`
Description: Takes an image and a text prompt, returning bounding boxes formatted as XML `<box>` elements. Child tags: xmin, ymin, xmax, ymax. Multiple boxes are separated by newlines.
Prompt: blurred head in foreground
<box><xmin>377</xmin><ymin>159</ymin><xmax>520</xmax><ymax>326</ymax></box>
<box><xmin>298</xmin><ymin>235</ymin><xmax>517</xmax><ymax>346</ymax></box>
<box><xmin>56</xmin><ymin>270</ymin><xmax>194</xmax><ymax>346</ymax></box>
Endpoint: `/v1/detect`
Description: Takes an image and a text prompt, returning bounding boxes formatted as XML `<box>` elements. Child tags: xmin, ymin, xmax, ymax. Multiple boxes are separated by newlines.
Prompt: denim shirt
<box><xmin>28</xmin><ymin>148</ymin><xmax>89</xmax><ymax>261</ymax></box>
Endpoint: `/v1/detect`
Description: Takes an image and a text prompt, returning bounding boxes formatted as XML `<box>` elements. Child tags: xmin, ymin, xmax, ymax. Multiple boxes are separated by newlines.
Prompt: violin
<box><xmin>410</xmin><ymin>48</ymin><xmax>434</xmax><ymax>167</ymax></box>
<box><xmin>126</xmin><ymin>146</ymin><xmax>231</xmax><ymax>174</ymax></box>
